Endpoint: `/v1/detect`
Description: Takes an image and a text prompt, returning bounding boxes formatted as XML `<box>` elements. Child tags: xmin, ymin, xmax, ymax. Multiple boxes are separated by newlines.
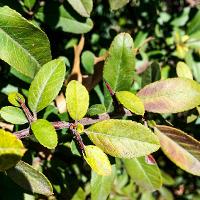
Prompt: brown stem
<box><xmin>18</xmin><ymin>98</ymin><xmax>35</xmax><ymax>123</ymax></box>
<box><xmin>13</xmin><ymin>109</ymin><xmax>132</xmax><ymax>139</ymax></box>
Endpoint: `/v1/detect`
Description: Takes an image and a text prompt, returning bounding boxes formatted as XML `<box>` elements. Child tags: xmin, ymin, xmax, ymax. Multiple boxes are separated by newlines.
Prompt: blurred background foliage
<box><xmin>0</xmin><ymin>0</ymin><xmax>200</xmax><ymax>199</ymax></box>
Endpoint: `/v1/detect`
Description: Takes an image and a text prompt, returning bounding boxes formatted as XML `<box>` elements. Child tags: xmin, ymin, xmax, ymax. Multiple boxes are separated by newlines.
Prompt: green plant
<box><xmin>0</xmin><ymin>1</ymin><xmax>200</xmax><ymax>200</ymax></box>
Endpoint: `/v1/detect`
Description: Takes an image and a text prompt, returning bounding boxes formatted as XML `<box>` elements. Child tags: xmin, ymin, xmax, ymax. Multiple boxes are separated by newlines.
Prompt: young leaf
<box><xmin>8</xmin><ymin>92</ymin><xmax>25</xmax><ymax>107</ymax></box>
<box><xmin>31</xmin><ymin>119</ymin><xmax>58</xmax><ymax>149</ymax></box>
<box><xmin>28</xmin><ymin>58</ymin><xmax>65</xmax><ymax>113</ymax></box>
<box><xmin>124</xmin><ymin>156</ymin><xmax>162</xmax><ymax>192</ymax></box>
<box><xmin>0</xmin><ymin>6</ymin><xmax>51</xmax><ymax>79</ymax></box>
<box><xmin>103</xmin><ymin>33</ymin><xmax>135</xmax><ymax>110</ymax></box>
<box><xmin>116</xmin><ymin>91</ymin><xmax>145</xmax><ymax>115</ymax></box>
<box><xmin>0</xmin><ymin>106</ymin><xmax>28</xmax><ymax>124</ymax></box>
<box><xmin>7</xmin><ymin>161</ymin><xmax>53</xmax><ymax>196</ymax></box>
<box><xmin>87</xmin><ymin>104</ymin><xmax>106</xmax><ymax>116</ymax></box>
<box><xmin>66</xmin><ymin>80</ymin><xmax>89</xmax><ymax>120</ymax></box>
<box><xmin>86</xmin><ymin>119</ymin><xmax>160</xmax><ymax>158</ymax></box>
<box><xmin>91</xmin><ymin>166</ymin><xmax>116</xmax><ymax>200</ymax></box>
<box><xmin>67</xmin><ymin>0</ymin><xmax>93</xmax><ymax>17</ymax></box>
<box><xmin>84</xmin><ymin>145</ymin><xmax>112</xmax><ymax>176</ymax></box>
<box><xmin>108</xmin><ymin>0</ymin><xmax>130</xmax><ymax>10</ymax></box>
<box><xmin>0</xmin><ymin>130</ymin><xmax>26</xmax><ymax>171</ymax></box>
<box><xmin>155</xmin><ymin>125</ymin><xmax>200</xmax><ymax>176</ymax></box>
<box><xmin>176</xmin><ymin>62</ymin><xmax>193</xmax><ymax>79</ymax></box>
<box><xmin>137</xmin><ymin>78</ymin><xmax>200</xmax><ymax>113</ymax></box>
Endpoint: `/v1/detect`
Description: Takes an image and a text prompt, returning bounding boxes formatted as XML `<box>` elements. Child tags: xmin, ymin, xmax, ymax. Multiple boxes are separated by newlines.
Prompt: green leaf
<box><xmin>87</xmin><ymin>104</ymin><xmax>106</xmax><ymax>116</ymax></box>
<box><xmin>31</xmin><ymin>119</ymin><xmax>58</xmax><ymax>149</ymax></box>
<box><xmin>86</xmin><ymin>119</ymin><xmax>160</xmax><ymax>158</ymax></box>
<box><xmin>0</xmin><ymin>106</ymin><xmax>28</xmax><ymax>124</ymax></box>
<box><xmin>159</xmin><ymin>187</ymin><xmax>174</xmax><ymax>200</ymax></box>
<box><xmin>141</xmin><ymin>62</ymin><xmax>161</xmax><ymax>87</ymax></box>
<box><xmin>187</xmin><ymin>10</ymin><xmax>200</xmax><ymax>35</ymax></box>
<box><xmin>84</xmin><ymin>145</ymin><xmax>112</xmax><ymax>176</ymax></box>
<box><xmin>0</xmin><ymin>129</ymin><xmax>26</xmax><ymax>171</ymax></box>
<box><xmin>124</xmin><ymin>156</ymin><xmax>162</xmax><ymax>192</ymax></box>
<box><xmin>28</xmin><ymin>58</ymin><xmax>66</xmax><ymax>113</ymax></box>
<box><xmin>7</xmin><ymin>160</ymin><xmax>53</xmax><ymax>196</ymax></box>
<box><xmin>66</xmin><ymin>80</ymin><xmax>89</xmax><ymax>120</ymax></box>
<box><xmin>81</xmin><ymin>50</ymin><xmax>95</xmax><ymax>74</ymax></box>
<box><xmin>137</xmin><ymin>78</ymin><xmax>200</xmax><ymax>113</ymax></box>
<box><xmin>24</xmin><ymin>0</ymin><xmax>36</xmax><ymax>10</ymax></box>
<box><xmin>57</xmin><ymin>5</ymin><xmax>93</xmax><ymax>34</ymax></box>
<box><xmin>8</xmin><ymin>92</ymin><xmax>25</xmax><ymax>107</ymax></box>
<box><xmin>91</xmin><ymin>166</ymin><xmax>116</xmax><ymax>200</ymax></box>
<box><xmin>71</xmin><ymin>187</ymin><xmax>86</xmax><ymax>200</ymax></box>
<box><xmin>67</xmin><ymin>0</ymin><xmax>93</xmax><ymax>17</ymax></box>
<box><xmin>116</xmin><ymin>91</ymin><xmax>145</xmax><ymax>115</ymax></box>
<box><xmin>103</xmin><ymin>33</ymin><xmax>135</xmax><ymax>111</ymax></box>
<box><xmin>0</xmin><ymin>6</ymin><xmax>51</xmax><ymax>79</ymax></box>
<box><xmin>108</xmin><ymin>0</ymin><xmax>130</xmax><ymax>10</ymax></box>
<box><xmin>176</xmin><ymin>62</ymin><xmax>193</xmax><ymax>79</ymax></box>
<box><xmin>161</xmin><ymin>171</ymin><xmax>175</xmax><ymax>186</ymax></box>
<box><xmin>155</xmin><ymin>125</ymin><xmax>200</xmax><ymax>176</ymax></box>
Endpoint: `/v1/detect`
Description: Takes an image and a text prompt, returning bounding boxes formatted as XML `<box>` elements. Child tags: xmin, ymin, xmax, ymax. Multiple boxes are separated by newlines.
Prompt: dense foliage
<box><xmin>0</xmin><ymin>0</ymin><xmax>200</xmax><ymax>199</ymax></box>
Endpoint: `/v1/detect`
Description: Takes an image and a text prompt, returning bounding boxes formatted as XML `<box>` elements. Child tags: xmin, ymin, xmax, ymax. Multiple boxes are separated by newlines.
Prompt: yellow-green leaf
<box><xmin>86</xmin><ymin>120</ymin><xmax>160</xmax><ymax>158</ymax></box>
<box><xmin>0</xmin><ymin>106</ymin><xmax>28</xmax><ymax>124</ymax></box>
<box><xmin>8</xmin><ymin>92</ymin><xmax>25</xmax><ymax>107</ymax></box>
<box><xmin>66</xmin><ymin>80</ymin><xmax>89</xmax><ymax>120</ymax></box>
<box><xmin>84</xmin><ymin>145</ymin><xmax>112</xmax><ymax>176</ymax></box>
<box><xmin>176</xmin><ymin>61</ymin><xmax>193</xmax><ymax>79</ymax></box>
<box><xmin>137</xmin><ymin>78</ymin><xmax>200</xmax><ymax>113</ymax></box>
<box><xmin>31</xmin><ymin>119</ymin><xmax>58</xmax><ymax>149</ymax></box>
<box><xmin>0</xmin><ymin>129</ymin><xmax>26</xmax><ymax>171</ymax></box>
<box><xmin>124</xmin><ymin>156</ymin><xmax>162</xmax><ymax>192</ymax></box>
<box><xmin>103</xmin><ymin>33</ymin><xmax>135</xmax><ymax>111</ymax></box>
<box><xmin>116</xmin><ymin>91</ymin><xmax>145</xmax><ymax>115</ymax></box>
<box><xmin>155</xmin><ymin>125</ymin><xmax>200</xmax><ymax>176</ymax></box>
<box><xmin>28</xmin><ymin>58</ymin><xmax>66</xmax><ymax>113</ymax></box>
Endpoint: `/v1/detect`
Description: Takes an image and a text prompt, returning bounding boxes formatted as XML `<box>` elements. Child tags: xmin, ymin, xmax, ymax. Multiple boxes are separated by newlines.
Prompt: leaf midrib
<box><xmin>0</xmin><ymin>27</ymin><xmax>40</xmax><ymax>72</ymax></box>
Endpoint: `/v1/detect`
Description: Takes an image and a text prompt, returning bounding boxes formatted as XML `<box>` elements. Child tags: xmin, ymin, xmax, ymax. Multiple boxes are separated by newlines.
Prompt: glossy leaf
<box><xmin>155</xmin><ymin>125</ymin><xmax>200</xmax><ymax>176</ymax></box>
<box><xmin>0</xmin><ymin>6</ymin><xmax>51</xmax><ymax>79</ymax></box>
<box><xmin>31</xmin><ymin>119</ymin><xmax>58</xmax><ymax>149</ymax></box>
<box><xmin>137</xmin><ymin>78</ymin><xmax>200</xmax><ymax>113</ymax></box>
<box><xmin>0</xmin><ymin>106</ymin><xmax>28</xmax><ymax>124</ymax></box>
<box><xmin>86</xmin><ymin>120</ymin><xmax>160</xmax><ymax>158</ymax></box>
<box><xmin>0</xmin><ymin>129</ymin><xmax>26</xmax><ymax>171</ymax></box>
<box><xmin>91</xmin><ymin>166</ymin><xmax>116</xmax><ymax>200</ymax></box>
<box><xmin>124</xmin><ymin>156</ymin><xmax>162</xmax><ymax>192</ymax></box>
<box><xmin>8</xmin><ymin>92</ymin><xmax>25</xmax><ymax>107</ymax></box>
<box><xmin>108</xmin><ymin>0</ymin><xmax>129</xmax><ymax>10</ymax></box>
<box><xmin>176</xmin><ymin>62</ymin><xmax>193</xmax><ymax>79</ymax></box>
<box><xmin>84</xmin><ymin>145</ymin><xmax>112</xmax><ymax>176</ymax></box>
<box><xmin>67</xmin><ymin>0</ymin><xmax>93</xmax><ymax>17</ymax></box>
<box><xmin>87</xmin><ymin>104</ymin><xmax>106</xmax><ymax>116</ymax></box>
<box><xmin>28</xmin><ymin>58</ymin><xmax>66</xmax><ymax>113</ymax></box>
<box><xmin>7</xmin><ymin>161</ymin><xmax>53</xmax><ymax>196</ymax></box>
<box><xmin>103</xmin><ymin>33</ymin><xmax>135</xmax><ymax>110</ymax></box>
<box><xmin>116</xmin><ymin>91</ymin><xmax>145</xmax><ymax>115</ymax></box>
<box><xmin>66</xmin><ymin>80</ymin><xmax>89</xmax><ymax>120</ymax></box>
